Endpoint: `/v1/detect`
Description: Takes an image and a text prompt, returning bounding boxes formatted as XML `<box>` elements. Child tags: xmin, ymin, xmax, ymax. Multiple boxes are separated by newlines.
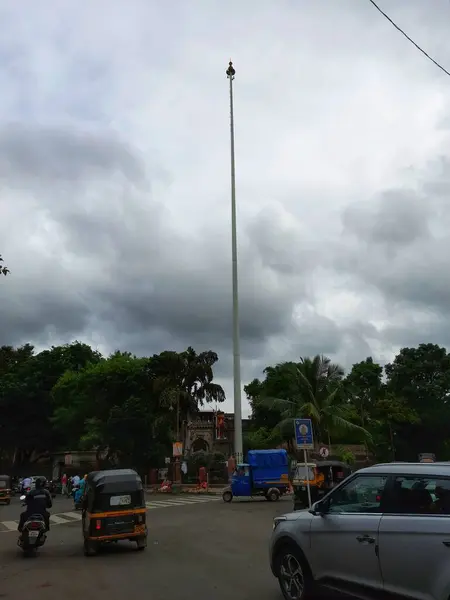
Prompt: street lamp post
<box><xmin>226</xmin><ymin>60</ymin><xmax>243</xmax><ymax>463</ymax></box>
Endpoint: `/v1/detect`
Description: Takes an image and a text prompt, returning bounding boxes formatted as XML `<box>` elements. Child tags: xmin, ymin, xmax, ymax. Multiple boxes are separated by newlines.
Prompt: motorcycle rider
<box><xmin>18</xmin><ymin>477</ymin><xmax>52</xmax><ymax>532</ymax></box>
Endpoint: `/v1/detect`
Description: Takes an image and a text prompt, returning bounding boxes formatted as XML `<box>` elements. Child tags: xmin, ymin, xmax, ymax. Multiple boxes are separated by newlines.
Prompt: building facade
<box><xmin>185</xmin><ymin>410</ymin><xmax>250</xmax><ymax>457</ymax></box>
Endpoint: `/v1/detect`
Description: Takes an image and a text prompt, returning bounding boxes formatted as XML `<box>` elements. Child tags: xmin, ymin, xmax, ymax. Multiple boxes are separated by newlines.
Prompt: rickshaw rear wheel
<box><xmin>222</xmin><ymin>490</ymin><xmax>233</xmax><ymax>503</ymax></box>
<box><xmin>83</xmin><ymin>539</ymin><xmax>98</xmax><ymax>557</ymax></box>
<box><xmin>136</xmin><ymin>536</ymin><xmax>147</xmax><ymax>551</ymax></box>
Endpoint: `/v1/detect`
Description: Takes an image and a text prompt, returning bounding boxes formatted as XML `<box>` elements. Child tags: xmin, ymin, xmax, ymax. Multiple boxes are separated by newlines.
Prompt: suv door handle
<box><xmin>356</xmin><ymin>535</ymin><xmax>375</xmax><ymax>544</ymax></box>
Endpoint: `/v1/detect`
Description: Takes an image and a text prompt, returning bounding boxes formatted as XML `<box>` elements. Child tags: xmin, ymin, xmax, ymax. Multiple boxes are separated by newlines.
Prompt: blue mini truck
<box><xmin>222</xmin><ymin>449</ymin><xmax>290</xmax><ymax>502</ymax></box>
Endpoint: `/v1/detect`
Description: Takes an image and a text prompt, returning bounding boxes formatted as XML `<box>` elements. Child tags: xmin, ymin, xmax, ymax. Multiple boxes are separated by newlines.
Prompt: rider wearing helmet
<box><xmin>18</xmin><ymin>477</ymin><xmax>52</xmax><ymax>532</ymax></box>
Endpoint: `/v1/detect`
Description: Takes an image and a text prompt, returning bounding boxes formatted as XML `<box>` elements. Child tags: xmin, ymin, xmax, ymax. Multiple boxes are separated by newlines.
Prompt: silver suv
<box><xmin>269</xmin><ymin>462</ymin><xmax>450</xmax><ymax>600</ymax></box>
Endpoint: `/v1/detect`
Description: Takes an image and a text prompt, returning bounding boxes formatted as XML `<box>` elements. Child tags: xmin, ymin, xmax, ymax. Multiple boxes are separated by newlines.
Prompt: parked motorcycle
<box><xmin>17</xmin><ymin>495</ymin><xmax>47</xmax><ymax>557</ymax></box>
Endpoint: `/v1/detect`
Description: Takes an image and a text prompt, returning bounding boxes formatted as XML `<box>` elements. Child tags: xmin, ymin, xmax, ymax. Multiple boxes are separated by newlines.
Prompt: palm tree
<box><xmin>149</xmin><ymin>347</ymin><xmax>225</xmax><ymax>445</ymax></box>
<box><xmin>257</xmin><ymin>355</ymin><xmax>369</xmax><ymax>448</ymax></box>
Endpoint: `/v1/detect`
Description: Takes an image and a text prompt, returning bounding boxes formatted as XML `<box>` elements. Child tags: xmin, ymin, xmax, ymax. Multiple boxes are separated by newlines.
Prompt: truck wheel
<box><xmin>268</xmin><ymin>489</ymin><xmax>280</xmax><ymax>502</ymax></box>
<box><xmin>222</xmin><ymin>490</ymin><xmax>233</xmax><ymax>503</ymax></box>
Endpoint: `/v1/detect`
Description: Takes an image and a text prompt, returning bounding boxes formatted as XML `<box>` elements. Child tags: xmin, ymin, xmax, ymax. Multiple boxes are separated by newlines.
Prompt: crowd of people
<box><xmin>14</xmin><ymin>472</ymin><xmax>85</xmax><ymax>495</ymax></box>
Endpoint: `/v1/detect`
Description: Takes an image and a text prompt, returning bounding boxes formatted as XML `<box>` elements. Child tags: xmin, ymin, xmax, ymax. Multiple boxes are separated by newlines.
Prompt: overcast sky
<box><xmin>2</xmin><ymin>0</ymin><xmax>450</xmax><ymax>415</ymax></box>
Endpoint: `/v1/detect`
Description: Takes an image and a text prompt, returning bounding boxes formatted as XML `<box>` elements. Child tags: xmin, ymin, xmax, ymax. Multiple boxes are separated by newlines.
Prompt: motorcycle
<box><xmin>17</xmin><ymin>495</ymin><xmax>47</xmax><ymax>557</ymax></box>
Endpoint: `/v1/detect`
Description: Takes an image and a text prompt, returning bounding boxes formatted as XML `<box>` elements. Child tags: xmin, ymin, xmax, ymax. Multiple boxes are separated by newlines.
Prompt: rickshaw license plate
<box><xmin>110</xmin><ymin>495</ymin><xmax>131</xmax><ymax>506</ymax></box>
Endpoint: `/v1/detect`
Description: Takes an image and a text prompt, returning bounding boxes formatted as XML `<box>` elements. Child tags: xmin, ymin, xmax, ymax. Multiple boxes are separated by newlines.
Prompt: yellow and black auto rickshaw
<box><xmin>293</xmin><ymin>461</ymin><xmax>352</xmax><ymax>510</ymax></box>
<box><xmin>0</xmin><ymin>475</ymin><xmax>11</xmax><ymax>505</ymax></box>
<box><xmin>81</xmin><ymin>469</ymin><xmax>147</xmax><ymax>556</ymax></box>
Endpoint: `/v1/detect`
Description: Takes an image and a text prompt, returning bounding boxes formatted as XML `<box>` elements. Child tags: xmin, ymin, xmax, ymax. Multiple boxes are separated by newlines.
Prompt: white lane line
<box><xmin>182</xmin><ymin>497</ymin><xmax>221</xmax><ymax>502</ymax></box>
<box><xmin>154</xmin><ymin>499</ymin><xmax>203</xmax><ymax>505</ymax></box>
<box><xmin>50</xmin><ymin>515</ymin><xmax>71</xmax><ymax>524</ymax></box>
<box><xmin>2</xmin><ymin>521</ymin><xmax>18</xmax><ymax>531</ymax></box>
<box><xmin>147</xmin><ymin>496</ymin><xmax>219</xmax><ymax>503</ymax></box>
<box><xmin>61</xmin><ymin>511</ymin><xmax>82</xmax><ymax>521</ymax></box>
<box><xmin>171</xmin><ymin>496</ymin><xmax>218</xmax><ymax>502</ymax></box>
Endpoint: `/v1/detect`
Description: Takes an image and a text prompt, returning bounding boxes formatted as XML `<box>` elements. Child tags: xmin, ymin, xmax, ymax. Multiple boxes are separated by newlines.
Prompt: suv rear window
<box><xmin>388</xmin><ymin>476</ymin><xmax>450</xmax><ymax>514</ymax></box>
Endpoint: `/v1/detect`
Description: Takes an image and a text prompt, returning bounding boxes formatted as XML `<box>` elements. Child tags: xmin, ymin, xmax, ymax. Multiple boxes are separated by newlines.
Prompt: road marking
<box><xmin>50</xmin><ymin>515</ymin><xmax>72</xmax><ymax>524</ymax></box>
<box><xmin>145</xmin><ymin>497</ymin><xmax>221</xmax><ymax>508</ymax></box>
<box><xmin>62</xmin><ymin>511</ymin><xmax>82</xmax><ymax>521</ymax></box>
<box><xmin>0</xmin><ymin>496</ymin><xmax>221</xmax><ymax>531</ymax></box>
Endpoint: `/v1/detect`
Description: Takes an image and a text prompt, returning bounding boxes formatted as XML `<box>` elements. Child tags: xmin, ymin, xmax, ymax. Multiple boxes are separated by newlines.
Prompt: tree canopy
<box><xmin>2</xmin><ymin>339</ymin><xmax>450</xmax><ymax>470</ymax></box>
<box><xmin>245</xmin><ymin>345</ymin><xmax>450</xmax><ymax>462</ymax></box>
<box><xmin>0</xmin><ymin>255</ymin><xmax>9</xmax><ymax>275</ymax></box>
<box><xmin>0</xmin><ymin>342</ymin><xmax>225</xmax><ymax>472</ymax></box>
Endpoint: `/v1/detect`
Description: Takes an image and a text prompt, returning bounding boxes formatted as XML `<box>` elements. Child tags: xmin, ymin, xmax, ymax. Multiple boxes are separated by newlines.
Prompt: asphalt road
<box><xmin>0</xmin><ymin>494</ymin><xmax>292</xmax><ymax>600</ymax></box>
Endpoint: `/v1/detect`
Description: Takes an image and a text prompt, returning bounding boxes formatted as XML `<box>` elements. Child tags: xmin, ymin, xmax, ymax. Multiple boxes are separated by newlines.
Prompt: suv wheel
<box><xmin>275</xmin><ymin>544</ymin><xmax>314</xmax><ymax>600</ymax></box>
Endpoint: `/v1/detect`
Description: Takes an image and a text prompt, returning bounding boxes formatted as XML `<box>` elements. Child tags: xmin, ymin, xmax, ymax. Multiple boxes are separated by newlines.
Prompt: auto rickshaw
<box><xmin>0</xmin><ymin>475</ymin><xmax>11</xmax><ymax>505</ymax></box>
<box><xmin>81</xmin><ymin>469</ymin><xmax>147</xmax><ymax>556</ymax></box>
<box><xmin>293</xmin><ymin>460</ymin><xmax>352</xmax><ymax>510</ymax></box>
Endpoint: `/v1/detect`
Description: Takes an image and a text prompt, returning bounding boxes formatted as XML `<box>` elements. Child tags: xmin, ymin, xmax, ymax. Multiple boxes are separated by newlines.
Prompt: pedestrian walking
<box><xmin>61</xmin><ymin>473</ymin><xmax>68</xmax><ymax>497</ymax></box>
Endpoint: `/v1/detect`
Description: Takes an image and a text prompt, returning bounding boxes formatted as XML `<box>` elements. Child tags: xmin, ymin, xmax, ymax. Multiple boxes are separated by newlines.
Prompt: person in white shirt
<box><xmin>22</xmin><ymin>477</ymin><xmax>31</xmax><ymax>492</ymax></box>
<box><xmin>72</xmin><ymin>475</ymin><xmax>80</xmax><ymax>487</ymax></box>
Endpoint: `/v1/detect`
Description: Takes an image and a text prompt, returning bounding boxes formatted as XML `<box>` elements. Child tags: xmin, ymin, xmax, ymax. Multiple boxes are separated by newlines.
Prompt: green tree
<box><xmin>344</xmin><ymin>357</ymin><xmax>384</xmax><ymax>429</ymax></box>
<box><xmin>245</xmin><ymin>376</ymin><xmax>283</xmax><ymax>431</ymax></box>
<box><xmin>0</xmin><ymin>342</ymin><xmax>101</xmax><ymax>467</ymax></box>
<box><xmin>385</xmin><ymin>343</ymin><xmax>450</xmax><ymax>458</ymax></box>
<box><xmin>148</xmin><ymin>347</ymin><xmax>225</xmax><ymax>445</ymax></box>
<box><xmin>253</xmin><ymin>355</ymin><xmax>368</xmax><ymax>449</ymax></box>
<box><xmin>52</xmin><ymin>352</ymin><xmax>172</xmax><ymax>469</ymax></box>
<box><xmin>368</xmin><ymin>394</ymin><xmax>420</xmax><ymax>461</ymax></box>
<box><xmin>244</xmin><ymin>426</ymin><xmax>282</xmax><ymax>452</ymax></box>
<box><xmin>343</xmin><ymin>356</ymin><xmax>420</xmax><ymax>459</ymax></box>
<box><xmin>0</xmin><ymin>255</ymin><xmax>9</xmax><ymax>275</ymax></box>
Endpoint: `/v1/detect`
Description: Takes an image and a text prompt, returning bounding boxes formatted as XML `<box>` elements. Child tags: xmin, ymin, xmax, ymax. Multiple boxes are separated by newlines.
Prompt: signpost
<box><xmin>294</xmin><ymin>419</ymin><xmax>314</xmax><ymax>508</ymax></box>
<box><xmin>172</xmin><ymin>442</ymin><xmax>183</xmax><ymax>457</ymax></box>
<box><xmin>319</xmin><ymin>446</ymin><xmax>329</xmax><ymax>459</ymax></box>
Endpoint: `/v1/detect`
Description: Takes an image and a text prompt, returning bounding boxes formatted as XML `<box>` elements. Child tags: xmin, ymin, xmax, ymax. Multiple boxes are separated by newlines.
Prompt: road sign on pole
<box><xmin>294</xmin><ymin>418</ymin><xmax>314</xmax><ymax>508</ymax></box>
<box><xmin>294</xmin><ymin>419</ymin><xmax>314</xmax><ymax>450</ymax></box>
<box><xmin>319</xmin><ymin>446</ymin><xmax>329</xmax><ymax>458</ymax></box>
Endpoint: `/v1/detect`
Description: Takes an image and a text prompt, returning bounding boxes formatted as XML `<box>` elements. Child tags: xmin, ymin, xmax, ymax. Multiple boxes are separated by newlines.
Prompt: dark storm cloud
<box><xmin>334</xmin><ymin>155</ymin><xmax>450</xmax><ymax>326</ymax></box>
<box><xmin>0</xmin><ymin>276</ymin><xmax>90</xmax><ymax>347</ymax></box>
<box><xmin>0</xmin><ymin>124</ymin><xmax>321</xmax><ymax>376</ymax></box>
<box><xmin>0</xmin><ymin>123</ymin><xmax>145</xmax><ymax>185</ymax></box>
<box><xmin>343</xmin><ymin>188</ymin><xmax>430</xmax><ymax>247</ymax></box>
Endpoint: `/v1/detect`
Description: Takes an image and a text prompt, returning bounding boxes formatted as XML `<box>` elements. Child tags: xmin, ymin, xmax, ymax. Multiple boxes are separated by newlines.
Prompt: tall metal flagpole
<box><xmin>226</xmin><ymin>60</ymin><xmax>243</xmax><ymax>463</ymax></box>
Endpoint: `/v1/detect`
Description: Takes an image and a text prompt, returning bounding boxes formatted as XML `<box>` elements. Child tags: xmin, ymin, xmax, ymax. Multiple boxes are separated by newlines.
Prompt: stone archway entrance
<box><xmin>191</xmin><ymin>438</ymin><xmax>209</xmax><ymax>453</ymax></box>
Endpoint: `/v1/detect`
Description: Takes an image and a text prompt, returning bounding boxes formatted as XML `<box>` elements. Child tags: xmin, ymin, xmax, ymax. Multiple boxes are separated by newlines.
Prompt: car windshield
<box><xmin>294</xmin><ymin>466</ymin><xmax>315</xmax><ymax>481</ymax></box>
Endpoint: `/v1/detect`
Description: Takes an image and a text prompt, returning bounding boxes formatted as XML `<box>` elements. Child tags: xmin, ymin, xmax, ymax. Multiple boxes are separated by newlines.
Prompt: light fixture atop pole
<box><xmin>226</xmin><ymin>60</ymin><xmax>243</xmax><ymax>463</ymax></box>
